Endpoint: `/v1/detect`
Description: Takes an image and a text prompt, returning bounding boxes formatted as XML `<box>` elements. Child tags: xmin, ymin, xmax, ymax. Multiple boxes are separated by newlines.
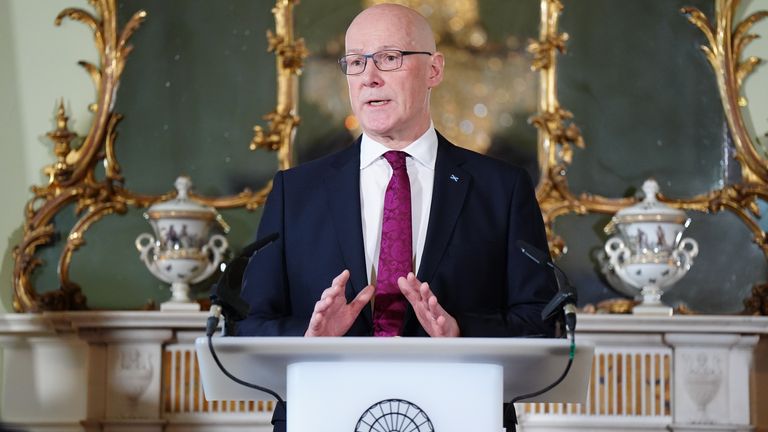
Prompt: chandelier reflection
<box><xmin>303</xmin><ymin>0</ymin><xmax>537</xmax><ymax>154</ymax></box>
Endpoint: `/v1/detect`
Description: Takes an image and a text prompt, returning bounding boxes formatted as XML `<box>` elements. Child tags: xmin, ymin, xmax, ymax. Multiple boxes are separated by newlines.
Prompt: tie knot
<box><xmin>383</xmin><ymin>151</ymin><xmax>407</xmax><ymax>171</ymax></box>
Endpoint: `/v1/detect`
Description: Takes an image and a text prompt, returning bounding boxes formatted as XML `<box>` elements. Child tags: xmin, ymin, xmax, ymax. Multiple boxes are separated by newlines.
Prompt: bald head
<box><xmin>343</xmin><ymin>3</ymin><xmax>444</xmax><ymax>148</ymax></box>
<box><xmin>346</xmin><ymin>3</ymin><xmax>436</xmax><ymax>53</ymax></box>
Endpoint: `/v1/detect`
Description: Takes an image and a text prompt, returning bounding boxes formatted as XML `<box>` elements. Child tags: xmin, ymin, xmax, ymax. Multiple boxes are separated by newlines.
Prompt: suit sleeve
<box><xmin>236</xmin><ymin>171</ymin><xmax>309</xmax><ymax>336</ymax></box>
<box><xmin>455</xmin><ymin>170</ymin><xmax>558</xmax><ymax>338</ymax></box>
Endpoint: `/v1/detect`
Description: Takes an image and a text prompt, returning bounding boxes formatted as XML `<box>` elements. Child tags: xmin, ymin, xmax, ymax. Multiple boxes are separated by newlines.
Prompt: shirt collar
<box><xmin>360</xmin><ymin>123</ymin><xmax>438</xmax><ymax>170</ymax></box>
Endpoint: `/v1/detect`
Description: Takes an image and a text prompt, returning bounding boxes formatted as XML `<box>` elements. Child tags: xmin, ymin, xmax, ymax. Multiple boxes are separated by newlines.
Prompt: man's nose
<box><xmin>360</xmin><ymin>60</ymin><xmax>383</xmax><ymax>87</ymax></box>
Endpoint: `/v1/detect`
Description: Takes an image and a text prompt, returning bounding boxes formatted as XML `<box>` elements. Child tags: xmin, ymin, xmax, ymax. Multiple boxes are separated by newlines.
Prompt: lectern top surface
<box><xmin>195</xmin><ymin>336</ymin><xmax>593</xmax><ymax>403</ymax></box>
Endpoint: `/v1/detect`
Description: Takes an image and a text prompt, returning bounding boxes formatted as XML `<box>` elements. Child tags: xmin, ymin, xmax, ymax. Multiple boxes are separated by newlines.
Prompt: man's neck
<box><xmin>364</xmin><ymin>123</ymin><xmax>432</xmax><ymax>150</ymax></box>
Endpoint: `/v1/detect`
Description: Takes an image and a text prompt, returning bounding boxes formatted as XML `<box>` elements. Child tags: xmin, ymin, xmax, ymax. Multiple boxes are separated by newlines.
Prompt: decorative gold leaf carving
<box><xmin>535</xmin><ymin>0</ymin><xmax>768</xmax><ymax>273</ymax></box>
<box><xmin>13</xmin><ymin>1</ymin><xmax>297</xmax><ymax>311</ymax></box>
<box><xmin>684</xmin><ymin>0</ymin><xmax>768</xmax><ymax>184</ymax></box>
<box><xmin>251</xmin><ymin>0</ymin><xmax>306</xmax><ymax>172</ymax></box>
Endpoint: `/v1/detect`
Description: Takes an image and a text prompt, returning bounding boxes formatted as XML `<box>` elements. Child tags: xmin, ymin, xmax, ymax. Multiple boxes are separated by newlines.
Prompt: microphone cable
<box><xmin>505</xmin><ymin>240</ymin><xmax>579</xmax><ymax>431</ymax></box>
<box><xmin>205</xmin><ymin>305</ymin><xmax>285</xmax><ymax>405</ymax></box>
<box><xmin>203</xmin><ymin>232</ymin><xmax>287</xmax><ymax>431</ymax></box>
<box><xmin>503</xmin><ymin>321</ymin><xmax>575</xmax><ymax>431</ymax></box>
<box><xmin>206</xmin><ymin>306</ymin><xmax>285</xmax><ymax>404</ymax></box>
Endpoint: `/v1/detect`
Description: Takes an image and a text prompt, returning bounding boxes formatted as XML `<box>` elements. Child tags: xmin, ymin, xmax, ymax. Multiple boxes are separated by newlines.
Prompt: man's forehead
<box><xmin>345</xmin><ymin>12</ymin><xmax>435</xmax><ymax>54</ymax></box>
<box><xmin>345</xmin><ymin>45</ymin><xmax>405</xmax><ymax>54</ymax></box>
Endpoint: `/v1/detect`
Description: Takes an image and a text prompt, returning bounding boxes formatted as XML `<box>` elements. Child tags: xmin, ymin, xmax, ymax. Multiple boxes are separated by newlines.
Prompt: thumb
<box><xmin>350</xmin><ymin>285</ymin><xmax>375</xmax><ymax>312</ymax></box>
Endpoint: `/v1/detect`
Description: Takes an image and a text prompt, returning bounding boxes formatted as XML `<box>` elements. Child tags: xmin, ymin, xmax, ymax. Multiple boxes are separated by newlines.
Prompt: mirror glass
<box><xmin>552</xmin><ymin>0</ymin><xmax>766</xmax><ymax>313</ymax></box>
<box><xmin>294</xmin><ymin>0</ymin><xmax>542</xmax><ymax>180</ymax></box>
<box><xmin>558</xmin><ymin>0</ymin><xmax>736</xmax><ymax>199</ymax></box>
<box><xmin>63</xmin><ymin>0</ymin><xmax>279</xmax><ymax>308</ymax></box>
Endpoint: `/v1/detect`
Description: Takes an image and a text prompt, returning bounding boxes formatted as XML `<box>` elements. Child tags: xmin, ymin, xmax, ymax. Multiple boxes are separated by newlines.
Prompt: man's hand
<box><xmin>305</xmin><ymin>269</ymin><xmax>374</xmax><ymax>337</ymax></box>
<box><xmin>398</xmin><ymin>272</ymin><xmax>460</xmax><ymax>337</ymax></box>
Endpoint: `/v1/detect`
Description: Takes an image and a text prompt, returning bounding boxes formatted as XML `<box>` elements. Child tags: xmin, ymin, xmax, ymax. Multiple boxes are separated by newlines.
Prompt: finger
<box><xmin>419</xmin><ymin>281</ymin><xmax>433</xmax><ymax>301</ymax></box>
<box><xmin>320</xmin><ymin>286</ymin><xmax>339</xmax><ymax>300</ymax></box>
<box><xmin>400</xmin><ymin>281</ymin><xmax>427</xmax><ymax>311</ymax></box>
<box><xmin>407</xmin><ymin>272</ymin><xmax>422</xmax><ymax>290</ymax></box>
<box><xmin>398</xmin><ymin>274</ymin><xmax>422</xmax><ymax>301</ymax></box>
<box><xmin>331</xmin><ymin>269</ymin><xmax>350</xmax><ymax>288</ymax></box>
<box><xmin>436</xmin><ymin>314</ymin><xmax>445</xmax><ymax>326</ymax></box>
<box><xmin>313</xmin><ymin>298</ymin><xmax>331</xmax><ymax>314</ymax></box>
<box><xmin>427</xmin><ymin>294</ymin><xmax>445</xmax><ymax>319</ymax></box>
<box><xmin>434</xmin><ymin>315</ymin><xmax>447</xmax><ymax>335</ymax></box>
<box><xmin>349</xmin><ymin>285</ymin><xmax>375</xmax><ymax>313</ymax></box>
<box><xmin>308</xmin><ymin>312</ymin><xmax>323</xmax><ymax>332</ymax></box>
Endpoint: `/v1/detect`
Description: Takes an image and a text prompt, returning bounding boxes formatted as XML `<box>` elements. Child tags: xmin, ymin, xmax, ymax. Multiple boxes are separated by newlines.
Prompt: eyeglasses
<box><xmin>338</xmin><ymin>50</ymin><xmax>432</xmax><ymax>75</ymax></box>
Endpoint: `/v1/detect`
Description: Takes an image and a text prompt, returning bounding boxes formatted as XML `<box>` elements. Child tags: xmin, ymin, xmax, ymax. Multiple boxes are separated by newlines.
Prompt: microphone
<box><xmin>207</xmin><ymin>232</ymin><xmax>280</xmax><ymax>337</ymax></box>
<box><xmin>505</xmin><ymin>240</ymin><xmax>579</xmax><ymax>432</ymax></box>
<box><xmin>204</xmin><ymin>232</ymin><xmax>286</xmax><ymax>432</ymax></box>
<box><xmin>516</xmin><ymin>240</ymin><xmax>577</xmax><ymax>333</ymax></box>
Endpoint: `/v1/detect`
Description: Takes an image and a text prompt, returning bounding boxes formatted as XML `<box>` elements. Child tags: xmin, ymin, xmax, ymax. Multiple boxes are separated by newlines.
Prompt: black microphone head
<box><xmin>210</xmin><ymin>255</ymin><xmax>251</xmax><ymax>321</ymax></box>
<box><xmin>210</xmin><ymin>232</ymin><xmax>279</xmax><ymax>322</ymax></box>
<box><xmin>516</xmin><ymin>239</ymin><xmax>549</xmax><ymax>265</ymax></box>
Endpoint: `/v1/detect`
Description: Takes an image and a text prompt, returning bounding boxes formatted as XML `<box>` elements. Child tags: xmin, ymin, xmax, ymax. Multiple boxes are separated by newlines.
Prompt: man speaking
<box><xmin>237</xmin><ymin>3</ymin><xmax>556</xmax><ymax>338</ymax></box>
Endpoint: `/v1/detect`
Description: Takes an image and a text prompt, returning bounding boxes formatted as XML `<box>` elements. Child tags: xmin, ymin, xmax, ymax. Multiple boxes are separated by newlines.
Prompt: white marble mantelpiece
<box><xmin>3</xmin><ymin>311</ymin><xmax>764</xmax><ymax>334</ymax></box>
<box><xmin>575</xmin><ymin>315</ymin><xmax>768</xmax><ymax>334</ymax></box>
<box><xmin>0</xmin><ymin>312</ymin><xmax>766</xmax><ymax>432</ymax></box>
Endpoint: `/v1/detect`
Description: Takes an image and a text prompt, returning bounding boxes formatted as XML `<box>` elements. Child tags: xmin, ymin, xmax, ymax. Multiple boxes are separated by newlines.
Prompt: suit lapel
<box><xmin>416</xmin><ymin>135</ymin><xmax>471</xmax><ymax>292</ymax></box>
<box><xmin>323</xmin><ymin>139</ymin><xmax>372</xmax><ymax>326</ymax></box>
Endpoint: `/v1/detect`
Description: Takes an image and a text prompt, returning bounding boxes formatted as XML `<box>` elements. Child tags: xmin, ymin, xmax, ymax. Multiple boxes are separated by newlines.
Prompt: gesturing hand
<box><xmin>305</xmin><ymin>269</ymin><xmax>374</xmax><ymax>337</ymax></box>
<box><xmin>398</xmin><ymin>272</ymin><xmax>460</xmax><ymax>337</ymax></box>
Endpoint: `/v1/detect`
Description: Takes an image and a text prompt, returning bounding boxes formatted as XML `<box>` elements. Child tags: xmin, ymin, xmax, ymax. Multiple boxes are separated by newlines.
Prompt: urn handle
<box><xmin>672</xmin><ymin>237</ymin><xmax>699</xmax><ymax>271</ymax></box>
<box><xmin>190</xmin><ymin>234</ymin><xmax>229</xmax><ymax>284</ymax></box>
<box><xmin>604</xmin><ymin>236</ymin><xmax>636</xmax><ymax>287</ymax></box>
<box><xmin>604</xmin><ymin>237</ymin><xmax>629</xmax><ymax>265</ymax></box>
<box><xmin>135</xmin><ymin>233</ymin><xmax>172</xmax><ymax>284</ymax></box>
<box><xmin>677</xmin><ymin>237</ymin><xmax>699</xmax><ymax>259</ymax></box>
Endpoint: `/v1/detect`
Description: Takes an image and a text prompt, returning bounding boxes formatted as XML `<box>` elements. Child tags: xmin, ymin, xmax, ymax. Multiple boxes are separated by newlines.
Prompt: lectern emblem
<box><xmin>355</xmin><ymin>399</ymin><xmax>434</xmax><ymax>432</ymax></box>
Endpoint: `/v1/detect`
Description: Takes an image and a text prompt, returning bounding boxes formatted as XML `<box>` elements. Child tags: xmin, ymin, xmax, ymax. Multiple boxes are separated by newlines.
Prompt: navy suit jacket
<box><xmin>237</xmin><ymin>133</ymin><xmax>557</xmax><ymax>337</ymax></box>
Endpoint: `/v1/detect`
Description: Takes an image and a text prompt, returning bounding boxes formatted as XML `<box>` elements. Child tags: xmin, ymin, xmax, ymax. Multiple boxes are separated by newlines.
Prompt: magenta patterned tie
<box><xmin>374</xmin><ymin>151</ymin><xmax>412</xmax><ymax>336</ymax></box>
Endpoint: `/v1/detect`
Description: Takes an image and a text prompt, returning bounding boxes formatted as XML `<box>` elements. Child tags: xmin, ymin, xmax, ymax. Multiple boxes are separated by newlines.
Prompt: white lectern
<box><xmin>195</xmin><ymin>337</ymin><xmax>593</xmax><ymax>432</ymax></box>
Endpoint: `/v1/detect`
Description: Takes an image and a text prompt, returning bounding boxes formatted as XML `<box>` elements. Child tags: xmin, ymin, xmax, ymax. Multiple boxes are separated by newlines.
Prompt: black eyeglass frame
<box><xmin>338</xmin><ymin>50</ymin><xmax>433</xmax><ymax>75</ymax></box>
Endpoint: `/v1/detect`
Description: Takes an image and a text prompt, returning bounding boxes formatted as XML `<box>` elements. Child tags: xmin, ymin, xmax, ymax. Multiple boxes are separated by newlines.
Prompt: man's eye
<box><xmin>349</xmin><ymin>58</ymin><xmax>364</xmax><ymax>67</ymax></box>
<box><xmin>383</xmin><ymin>55</ymin><xmax>398</xmax><ymax>63</ymax></box>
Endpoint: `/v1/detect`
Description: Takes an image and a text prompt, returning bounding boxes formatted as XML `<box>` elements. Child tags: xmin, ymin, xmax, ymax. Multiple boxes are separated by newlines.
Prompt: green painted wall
<box><xmin>1</xmin><ymin>0</ymin><xmax>97</xmax><ymax>314</ymax></box>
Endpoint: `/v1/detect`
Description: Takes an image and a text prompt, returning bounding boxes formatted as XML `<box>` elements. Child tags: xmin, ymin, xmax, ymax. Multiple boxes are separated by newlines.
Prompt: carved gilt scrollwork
<box><xmin>682</xmin><ymin>0</ymin><xmax>768</xmax><ymax>184</ymax></box>
<box><xmin>13</xmin><ymin>0</ymin><xmax>768</xmax><ymax>312</ymax></box>
<box><xmin>13</xmin><ymin>1</ymin><xmax>145</xmax><ymax>312</ymax></box>
<box><xmin>12</xmin><ymin>0</ymin><xmax>300</xmax><ymax>311</ymax></box>
<box><xmin>529</xmin><ymin>0</ymin><xmax>633</xmax><ymax>257</ymax></box>
<box><xmin>250</xmin><ymin>0</ymin><xmax>308</xmax><ymax>171</ymax></box>
<box><xmin>532</xmin><ymin>0</ymin><xmax>768</xmax><ymax>268</ymax></box>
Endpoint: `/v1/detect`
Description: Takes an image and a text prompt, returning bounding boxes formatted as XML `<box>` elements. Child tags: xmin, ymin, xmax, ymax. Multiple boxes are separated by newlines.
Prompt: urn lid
<box><xmin>607</xmin><ymin>179</ymin><xmax>689</xmax><ymax>231</ymax></box>
<box><xmin>145</xmin><ymin>177</ymin><xmax>228</xmax><ymax>230</ymax></box>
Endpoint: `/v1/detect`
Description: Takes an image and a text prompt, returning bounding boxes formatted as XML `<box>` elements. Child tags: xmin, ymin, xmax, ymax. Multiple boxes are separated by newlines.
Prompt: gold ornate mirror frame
<box><xmin>532</xmin><ymin>0</ymin><xmax>768</xmax><ymax>267</ymax></box>
<box><xmin>11</xmin><ymin>0</ymin><xmax>768</xmax><ymax>312</ymax></box>
<box><xmin>12</xmin><ymin>0</ymin><xmax>305</xmax><ymax>312</ymax></box>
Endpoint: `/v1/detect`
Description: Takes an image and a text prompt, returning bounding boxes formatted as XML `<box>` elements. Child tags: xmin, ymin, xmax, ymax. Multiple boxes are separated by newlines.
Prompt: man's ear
<box><xmin>427</xmin><ymin>52</ymin><xmax>445</xmax><ymax>88</ymax></box>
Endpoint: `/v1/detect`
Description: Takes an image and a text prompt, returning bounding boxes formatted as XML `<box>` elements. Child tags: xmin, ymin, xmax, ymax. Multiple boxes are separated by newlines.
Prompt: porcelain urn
<box><xmin>603</xmin><ymin>179</ymin><xmax>698</xmax><ymax>315</ymax></box>
<box><xmin>135</xmin><ymin>176</ymin><xmax>229</xmax><ymax>311</ymax></box>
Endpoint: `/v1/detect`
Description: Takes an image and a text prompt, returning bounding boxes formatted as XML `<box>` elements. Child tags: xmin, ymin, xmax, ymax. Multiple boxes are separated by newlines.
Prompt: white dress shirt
<box><xmin>359</xmin><ymin>126</ymin><xmax>438</xmax><ymax>284</ymax></box>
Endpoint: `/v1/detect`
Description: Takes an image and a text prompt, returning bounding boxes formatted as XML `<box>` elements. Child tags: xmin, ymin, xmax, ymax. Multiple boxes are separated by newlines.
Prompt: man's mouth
<box><xmin>366</xmin><ymin>100</ymin><xmax>389</xmax><ymax>106</ymax></box>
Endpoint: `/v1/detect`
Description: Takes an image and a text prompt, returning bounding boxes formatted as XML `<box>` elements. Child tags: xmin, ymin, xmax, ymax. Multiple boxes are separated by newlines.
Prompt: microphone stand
<box><xmin>205</xmin><ymin>233</ymin><xmax>287</xmax><ymax>432</ymax></box>
<box><xmin>504</xmin><ymin>240</ymin><xmax>578</xmax><ymax>431</ymax></box>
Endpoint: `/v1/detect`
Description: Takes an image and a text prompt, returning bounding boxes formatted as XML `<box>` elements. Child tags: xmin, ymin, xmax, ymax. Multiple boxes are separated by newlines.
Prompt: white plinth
<box><xmin>287</xmin><ymin>361</ymin><xmax>502</xmax><ymax>431</ymax></box>
<box><xmin>160</xmin><ymin>301</ymin><xmax>201</xmax><ymax>311</ymax></box>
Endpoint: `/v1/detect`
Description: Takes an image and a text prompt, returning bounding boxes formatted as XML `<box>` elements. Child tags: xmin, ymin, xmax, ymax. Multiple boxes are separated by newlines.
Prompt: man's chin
<box><xmin>358</xmin><ymin>121</ymin><xmax>396</xmax><ymax>139</ymax></box>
